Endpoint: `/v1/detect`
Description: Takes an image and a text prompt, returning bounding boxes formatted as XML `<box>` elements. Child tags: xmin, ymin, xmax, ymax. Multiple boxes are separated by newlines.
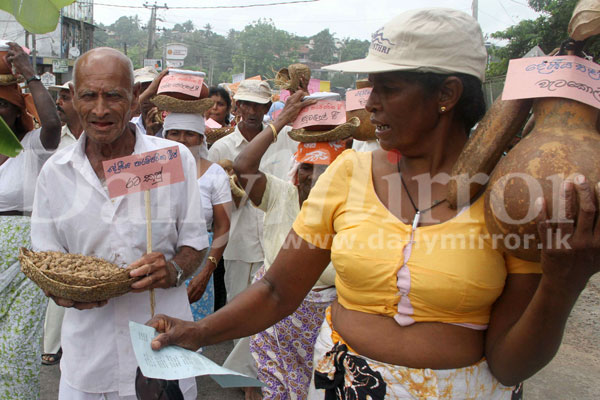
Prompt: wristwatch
<box><xmin>207</xmin><ymin>256</ymin><xmax>217</xmax><ymax>266</ymax></box>
<box><xmin>170</xmin><ymin>260</ymin><xmax>184</xmax><ymax>287</ymax></box>
<box><xmin>25</xmin><ymin>75</ymin><xmax>41</xmax><ymax>85</ymax></box>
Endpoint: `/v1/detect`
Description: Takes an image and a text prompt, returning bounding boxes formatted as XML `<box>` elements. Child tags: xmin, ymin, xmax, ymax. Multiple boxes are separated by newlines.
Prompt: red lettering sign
<box><xmin>102</xmin><ymin>146</ymin><xmax>185</xmax><ymax>198</ymax></box>
<box><xmin>345</xmin><ymin>87</ymin><xmax>372</xmax><ymax>111</ymax></box>
<box><xmin>292</xmin><ymin>100</ymin><xmax>347</xmax><ymax>129</ymax></box>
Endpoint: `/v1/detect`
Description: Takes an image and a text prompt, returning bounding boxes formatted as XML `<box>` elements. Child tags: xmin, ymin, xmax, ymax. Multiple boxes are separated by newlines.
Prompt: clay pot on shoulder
<box><xmin>484</xmin><ymin>97</ymin><xmax>600</xmax><ymax>261</ymax></box>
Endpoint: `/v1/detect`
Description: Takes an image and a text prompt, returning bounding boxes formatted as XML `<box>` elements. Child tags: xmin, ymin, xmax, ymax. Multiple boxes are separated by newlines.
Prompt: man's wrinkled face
<box><xmin>72</xmin><ymin>55</ymin><xmax>139</xmax><ymax>144</ymax></box>
<box><xmin>237</xmin><ymin>100</ymin><xmax>269</xmax><ymax>131</ymax></box>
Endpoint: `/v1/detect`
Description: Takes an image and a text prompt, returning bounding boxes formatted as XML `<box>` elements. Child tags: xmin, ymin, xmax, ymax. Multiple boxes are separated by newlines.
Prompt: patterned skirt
<box><xmin>0</xmin><ymin>216</ymin><xmax>47</xmax><ymax>400</ymax></box>
<box><xmin>308</xmin><ymin>310</ymin><xmax>522</xmax><ymax>400</ymax></box>
<box><xmin>185</xmin><ymin>232</ymin><xmax>214</xmax><ymax>322</ymax></box>
<box><xmin>250</xmin><ymin>265</ymin><xmax>337</xmax><ymax>400</ymax></box>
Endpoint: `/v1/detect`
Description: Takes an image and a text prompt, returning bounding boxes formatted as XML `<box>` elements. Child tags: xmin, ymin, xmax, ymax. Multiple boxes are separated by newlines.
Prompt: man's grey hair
<box><xmin>72</xmin><ymin>48</ymin><xmax>135</xmax><ymax>89</ymax></box>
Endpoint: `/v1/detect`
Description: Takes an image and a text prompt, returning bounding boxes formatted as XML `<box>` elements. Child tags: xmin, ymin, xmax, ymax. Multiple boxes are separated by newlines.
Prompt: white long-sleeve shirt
<box><xmin>207</xmin><ymin>124</ymin><xmax>297</xmax><ymax>262</ymax></box>
<box><xmin>31</xmin><ymin>126</ymin><xmax>208</xmax><ymax>396</ymax></box>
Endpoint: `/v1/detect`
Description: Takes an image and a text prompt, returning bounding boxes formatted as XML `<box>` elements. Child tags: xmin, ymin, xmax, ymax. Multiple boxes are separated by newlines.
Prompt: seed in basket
<box><xmin>19</xmin><ymin>248</ymin><xmax>139</xmax><ymax>302</ymax></box>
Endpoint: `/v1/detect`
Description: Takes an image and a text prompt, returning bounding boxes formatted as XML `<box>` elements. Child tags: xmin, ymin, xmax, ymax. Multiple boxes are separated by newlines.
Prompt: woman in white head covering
<box><xmin>164</xmin><ymin>112</ymin><xmax>232</xmax><ymax>321</ymax></box>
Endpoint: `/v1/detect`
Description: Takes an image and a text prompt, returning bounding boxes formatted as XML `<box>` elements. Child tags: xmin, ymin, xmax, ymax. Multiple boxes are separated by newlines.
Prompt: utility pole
<box><xmin>144</xmin><ymin>2</ymin><xmax>168</xmax><ymax>59</ymax></box>
<box><xmin>31</xmin><ymin>33</ymin><xmax>37</xmax><ymax>75</ymax></box>
<box><xmin>80</xmin><ymin>19</ymin><xmax>87</xmax><ymax>53</ymax></box>
<box><xmin>472</xmin><ymin>0</ymin><xmax>478</xmax><ymax>20</ymax></box>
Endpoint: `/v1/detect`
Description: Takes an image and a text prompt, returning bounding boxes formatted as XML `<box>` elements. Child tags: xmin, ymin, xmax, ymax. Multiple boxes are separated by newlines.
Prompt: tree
<box><xmin>340</xmin><ymin>38</ymin><xmax>369</xmax><ymax>62</ymax></box>
<box><xmin>232</xmin><ymin>19</ymin><xmax>299</xmax><ymax>78</ymax></box>
<box><xmin>487</xmin><ymin>0</ymin><xmax>600</xmax><ymax>77</ymax></box>
<box><xmin>310</xmin><ymin>29</ymin><xmax>337</xmax><ymax>64</ymax></box>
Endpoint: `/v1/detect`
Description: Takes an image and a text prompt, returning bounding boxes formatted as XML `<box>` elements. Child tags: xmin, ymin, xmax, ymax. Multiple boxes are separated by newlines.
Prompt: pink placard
<box><xmin>307</xmin><ymin>78</ymin><xmax>320</xmax><ymax>94</ymax></box>
<box><xmin>292</xmin><ymin>100</ymin><xmax>346</xmax><ymax>129</ymax></box>
<box><xmin>205</xmin><ymin>118</ymin><xmax>222</xmax><ymax>129</ymax></box>
<box><xmin>272</xmin><ymin>108</ymin><xmax>282</xmax><ymax>120</ymax></box>
<box><xmin>345</xmin><ymin>87</ymin><xmax>372</xmax><ymax>111</ymax></box>
<box><xmin>502</xmin><ymin>56</ymin><xmax>600</xmax><ymax>109</ymax></box>
<box><xmin>279</xmin><ymin>89</ymin><xmax>291</xmax><ymax>102</ymax></box>
<box><xmin>157</xmin><ymin>74</ymin><xmax>204</xmax><ymax>98</ymax></box>
<box><xmin>102</xmin><ymin>146</ymin><xmax>185</xmax><ymax>198</ymax></box>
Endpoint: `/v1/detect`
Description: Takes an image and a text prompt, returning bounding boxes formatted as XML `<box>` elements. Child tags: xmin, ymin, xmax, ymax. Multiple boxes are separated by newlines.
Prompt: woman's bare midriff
<box><xmin>331</xmin><ymin>300</ymin><xmax>485</xmax><ymax>369</ymax></box>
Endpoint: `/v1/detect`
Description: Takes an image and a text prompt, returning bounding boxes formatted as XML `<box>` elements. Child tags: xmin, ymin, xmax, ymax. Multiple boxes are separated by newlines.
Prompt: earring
<box><xmin>440</xmin><ymin>106</ymin><xmax>447</xmax><ymax>113</ymax></box>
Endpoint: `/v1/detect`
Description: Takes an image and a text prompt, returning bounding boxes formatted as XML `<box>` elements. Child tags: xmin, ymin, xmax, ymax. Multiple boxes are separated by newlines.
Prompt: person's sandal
<box><xmin>42</xmin><ymin>348</ymin><xmax>62</xmax><ymax>365</ymax></box>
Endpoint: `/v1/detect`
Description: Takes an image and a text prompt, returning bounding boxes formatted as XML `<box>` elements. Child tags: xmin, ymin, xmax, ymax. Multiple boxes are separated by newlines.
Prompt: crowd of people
<box><xmin>0</xmin><ymin>7</ymin><xmax>598</xmax><ymax>400</ymax></box>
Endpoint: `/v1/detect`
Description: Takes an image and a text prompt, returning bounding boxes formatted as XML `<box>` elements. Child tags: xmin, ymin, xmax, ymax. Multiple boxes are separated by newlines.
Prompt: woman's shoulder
<box><xmin>326</xmin><ymin>148</ymin><xmax>372</xmax><ymax>179</ymax></box>
<box><xmin>199</xmin><ymin>161</ymin><xmax>229</xmax><ymax>183</ymax></box>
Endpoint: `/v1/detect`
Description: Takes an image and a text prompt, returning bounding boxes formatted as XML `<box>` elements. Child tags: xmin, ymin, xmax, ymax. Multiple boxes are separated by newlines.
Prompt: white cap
<box><xmin>323</xmin><ymin>8</ymin><xmax>488</xmax><ymax>82</ymax></box>
<box><xmin>134</xmin><ymin>66</ymin><xmax>159</xmax><ymax>84</ymax></box>
<box><xmin>48</xmin><ymin>81</ymin><xmax>71</xmax><ymax>91</ymax></box>
<box><xmin>234</xmin><ymin>80</ymin><xmax>272</xmax><ymax>104</ymax></box>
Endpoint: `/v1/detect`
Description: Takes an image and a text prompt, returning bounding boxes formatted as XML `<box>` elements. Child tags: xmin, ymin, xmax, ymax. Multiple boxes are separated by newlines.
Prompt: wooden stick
<box><xmin>145</xmin><ymin>190</ymin><xmax>155</xmax><ymax>317</ymax></box>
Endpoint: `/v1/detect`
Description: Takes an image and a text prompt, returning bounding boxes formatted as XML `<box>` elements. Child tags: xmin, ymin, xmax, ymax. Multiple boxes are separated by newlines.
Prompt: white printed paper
<box><xmin>129</xmin><ymin>321</ymin><xmax>264</xmax><ymax>388</ymax></box>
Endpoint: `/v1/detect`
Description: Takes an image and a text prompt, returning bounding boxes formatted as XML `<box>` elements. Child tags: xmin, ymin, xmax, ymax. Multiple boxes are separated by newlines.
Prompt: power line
<box><xmin>94</xmin><ymin>0</ymin><xmax>319</xmax><ymax>10</ymax></box>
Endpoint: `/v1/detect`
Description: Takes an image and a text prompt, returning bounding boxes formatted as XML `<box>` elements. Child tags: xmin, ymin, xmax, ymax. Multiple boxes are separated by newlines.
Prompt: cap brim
<box><xmin>48</xmin><ymin>85</ymin><xmax>69</xmax><ymax>91</ymax></box>
<box><xmin>233</xmin><ymin>94</ymin><xmax>271</xmax><ymax>104</ymax></box>
<box><xmin>323</xmin><ymin>58</ymin><xmax>417</xmax><ymax>74</ymax></box>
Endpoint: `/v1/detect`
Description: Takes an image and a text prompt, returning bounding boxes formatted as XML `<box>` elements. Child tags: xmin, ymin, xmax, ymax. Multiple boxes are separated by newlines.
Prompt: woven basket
<box><xmin>151</xmin><ymin>95</ymin><xmax>214</xmax><ymax>114</ymax></box>
<box><xmin>288</xmin><ymin>116</ymin><xmax>360</xmax><ymax>143</ymax></box>
<box><xmin>19</xmin><ymin>248</ymin><xmax>138</xmax><ymax>303</ymax></box>
<box><xmin>206</xmin><ymin>126</ymin><xmax>235</xmax><ymax>145</ymax></box>
<box><xmin>274</xmin><ymin>64</ymin><xmax>311</xmax><ymax>91</ymax></box>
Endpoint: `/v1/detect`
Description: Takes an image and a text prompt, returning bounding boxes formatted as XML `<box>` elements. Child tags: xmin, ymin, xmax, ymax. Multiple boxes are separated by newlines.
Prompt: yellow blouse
<box><xmin>292</xmin><ymin>150</ymin><xmax>541</xmax><ymax>329</ymax></box>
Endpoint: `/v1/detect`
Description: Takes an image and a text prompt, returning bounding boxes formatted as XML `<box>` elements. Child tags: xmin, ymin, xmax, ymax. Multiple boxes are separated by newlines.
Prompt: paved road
<box><xmin>41</xmin><ymin>276</ymin><xmax>600</xmax><ymax>399</ymax></box>
<box><xmin>41</xmin><ymin>341</ymin><xmax>244</xmax><ymax>400</ymax></box>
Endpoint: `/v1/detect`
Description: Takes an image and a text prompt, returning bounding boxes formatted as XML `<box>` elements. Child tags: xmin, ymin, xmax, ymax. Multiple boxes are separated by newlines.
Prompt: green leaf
<box><xmin>0</xmin><ymin>116</ymin><xmax>23</xmax><ymax>157</ymax></box>
<box><xmin>0</xmin><ymin>0</ymin><xmax>76</xmax><ymax>34</ymax></box>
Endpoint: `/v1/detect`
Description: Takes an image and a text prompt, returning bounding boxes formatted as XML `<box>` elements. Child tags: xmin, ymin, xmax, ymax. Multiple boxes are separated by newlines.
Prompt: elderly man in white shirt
<box><xmin>31</xmin><ymin>48</ymin><xmax>208</xmax><ymax>400</ymax></box>
<box><xmin>207</xmin><ymin>79</ymin><xmax>298</xmax><ymax>393</ymax></box>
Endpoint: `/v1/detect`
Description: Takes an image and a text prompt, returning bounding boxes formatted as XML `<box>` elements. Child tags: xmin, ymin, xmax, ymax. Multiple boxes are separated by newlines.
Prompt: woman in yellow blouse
<box><xmin>149</xmin><ymin>9</ymin><xmax>600</xmax><ymax>399</ymax></box>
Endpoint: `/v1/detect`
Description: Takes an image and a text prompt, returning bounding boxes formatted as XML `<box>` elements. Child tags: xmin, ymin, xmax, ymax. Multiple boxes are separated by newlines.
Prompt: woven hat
<box><xmin>274</xmin><ymin>63</ymin><xmax>311</xmax><ymax>91</ymax></box>
<box><xmin>288</xmin><ymin>116</ymin><xmax>360</xmax><ymax>143</ymax></box>
<box><xmin>150</xmin><ymin>95</ymin><xmax>214</xmax><ymax>114</ymax></box>
<box><xmin>323</xmin><ymin>8</ymin><xmax>487</xmax><ymax>81</ymax></box>
<box><xmin>234</xmin><ymin>80</ymin><xmax>272</xmax><ymax>104</ymax></box>
<box><xmin>206</xmin><ymin>126</ymin><xmax>235</xmax><ymax>145</ymax></box>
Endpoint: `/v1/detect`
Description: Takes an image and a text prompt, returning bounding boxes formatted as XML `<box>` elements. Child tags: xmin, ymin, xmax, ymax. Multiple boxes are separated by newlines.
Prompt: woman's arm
<box><xmin>188</xmin><ymin>201</ymin><xmax>231</xmax><ymax>303</ymax></box>
<box><xmin>486</xmin><ymin>177</ymin><xmax>600</xmax><ymax>386</ymax></box>
<box><xmin>7</xmin><ymin>43</ymin><xmax>60</xmax><ymax>149</ymax></box>
<box><xmin>233</xmin><ymin>90</ymin><xmax>316</xmax><ymax>206</ymax></box>
<box><xmin>149</xmin><ymin>229</ymin><xmax>330</xmax><ymax>350</ymax></box>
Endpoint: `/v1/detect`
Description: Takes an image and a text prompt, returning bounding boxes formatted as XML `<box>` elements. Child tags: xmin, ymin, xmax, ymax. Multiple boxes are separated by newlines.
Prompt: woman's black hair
<box><xmin>208</xmin><ymin>86</ymin><xmax>232</xmax><ymax>125</ymax></box>
<box><xmin>395</xmin><ymin>71</ymin><xmax>486</xmax><ymax>133</ymax></box>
